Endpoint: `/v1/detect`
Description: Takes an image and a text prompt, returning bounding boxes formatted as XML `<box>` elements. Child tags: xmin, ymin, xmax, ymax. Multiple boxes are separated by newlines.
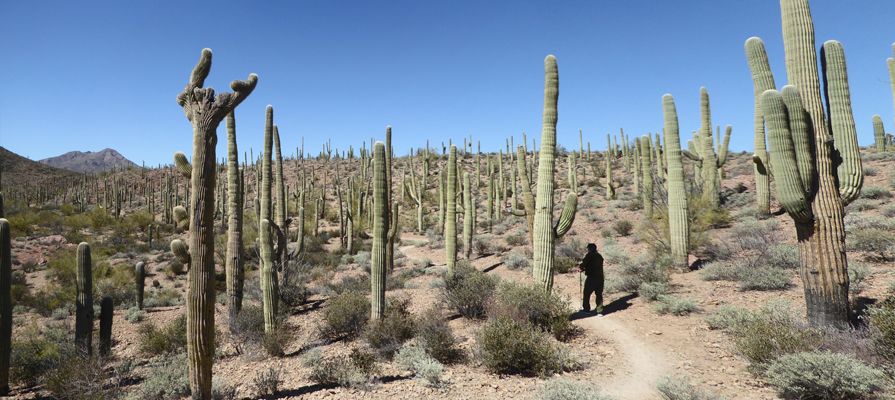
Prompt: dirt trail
<box><xmin>400</xmin><ymin>233</ymin><xmax>671</xmax><ymax>399</ymax></box>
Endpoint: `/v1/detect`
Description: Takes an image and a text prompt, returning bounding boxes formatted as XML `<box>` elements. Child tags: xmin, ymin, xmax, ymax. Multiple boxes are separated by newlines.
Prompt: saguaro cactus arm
<box><xmin>174</xmin><ymin>151</ymin><xmax>192</xmax><ymax>180</ymax></box>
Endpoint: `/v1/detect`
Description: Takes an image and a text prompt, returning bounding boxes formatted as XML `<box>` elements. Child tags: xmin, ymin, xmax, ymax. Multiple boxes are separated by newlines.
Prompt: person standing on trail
<box><xmin>579</xmin><ymin>243</ymin><xmax>604</xmax><ymax>316</ymax></box>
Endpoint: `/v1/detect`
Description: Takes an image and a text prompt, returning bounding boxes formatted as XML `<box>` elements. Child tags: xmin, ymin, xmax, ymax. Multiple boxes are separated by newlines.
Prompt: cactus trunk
<box><xmin>76</xmin><ymin>242</ymin><xmax>93</xmax><ymax>355</ymax></box>
<box><xmin>446</xmin><ymin>145</ymin><xmax>458</xmax><ymax>272</ymax></box>
<box><xmin>226</xmin><ymin>111</ymin><xmax>245</xmax><ymax>324</ymax></box>
<box><xmin>371</xmin><ymin>141</ymin><xmax>388</xmax><ymax>320</ymax></box>
<box><xmin>662</xmin><ymin>95</ymin><xmax>690</xmax><ymax>269</ymax></box>
<box><xmin>0</xmin><ymin>220</ymin><xmax>10</xmax><ymax>395</ymax></box>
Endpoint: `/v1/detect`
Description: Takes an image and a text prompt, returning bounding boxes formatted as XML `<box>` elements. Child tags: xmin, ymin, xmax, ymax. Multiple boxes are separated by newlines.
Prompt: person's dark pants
<box><xmin>583</xmin><ymin>276</ymin><xmax>604</xmax><ymax>313</ymax></box>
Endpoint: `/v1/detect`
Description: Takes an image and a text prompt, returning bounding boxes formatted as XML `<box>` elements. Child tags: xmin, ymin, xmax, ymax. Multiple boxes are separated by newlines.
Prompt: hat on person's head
<box><xmin>587</xmin><ymin>243</ymin><xmax>597</xmax><ymax>250</ymax></box>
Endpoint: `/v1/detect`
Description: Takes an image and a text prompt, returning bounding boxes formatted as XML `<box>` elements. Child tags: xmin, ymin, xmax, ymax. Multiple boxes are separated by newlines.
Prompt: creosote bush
<box><xmin>766</xmin><ymin>351</ymin><xmax>885</xmax><ymax>400</ymax></box>
<box><xmin>138</xmin><ymin>314</ymin><xmax>188</xmax><ymax>355</ymax></box>
<box><xmin>415</xmin><ymin>307</ymin><xmax>462</xmax><ymax>364</ymax></box>
<box><xmin>536</xmin><ymin>379</ymin><xmax>613</xmax><ymax>400</ymax></box>
<box><xmin>364</xmin><ymin>297</ymin><xmax>417</xmax><ymax>359</ymax></box>
<box><xmin>439</xmin><ymin>263</ymin><xmax>498</xmax><ymax>319</ymax></box>
<box><xmin>321</xmin><ymin>290</ymin><xmax>370</xmax><ymax>340</ymax></box>
<box><xmin>492</xmin><ymin>281</ymin><xmax>576</xmax><ymax>341</ymax></box>
<box><xmin>476</xmin><ymin>315</ymin><xmax>578</xmax><ymax>376</ymax></box>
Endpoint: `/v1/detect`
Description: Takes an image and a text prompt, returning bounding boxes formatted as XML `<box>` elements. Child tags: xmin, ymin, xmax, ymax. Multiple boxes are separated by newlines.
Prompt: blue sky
<box><xmin>1</xmin><ymin>1</ymin><xmax>894</xmax><ymax>167</ymax></box>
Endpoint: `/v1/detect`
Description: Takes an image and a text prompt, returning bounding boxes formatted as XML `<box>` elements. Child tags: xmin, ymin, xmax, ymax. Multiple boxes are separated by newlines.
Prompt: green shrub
<box><xmin>415</xmin><ymin>307</ymin><xmax>462</xmax><ymax>364</ymax></box>
<box><xmin>704</xmin><ymin>305</ymin><xmax>755</xmax><ymax>331</ymax></box>
<box><xmin>494</xmin><ymin>281</ymin><xmax>576</xmax><ymax>341</ymax></box>
<box><xmin>439</xmin><ymin>263</ymin><xmax>498</xmax><ymax>319</ymax></box>
<box><xmin>505</xmin><ymin>232</ymin><xmax>529</xmax><ymax>246</ymax></box>
<box><xmin>536</xmin><ymin>379</ymin><xmax>613</xmax><ymax>400</ymax></box>
<box><xmin>501</xmin><ymin>251</ymin><xmax>530</xmax><ymax>270</ymax></box>
<box><xmin>394</xmin><ymin>342</ymin><xmax>445</xmax><ymax>387</ymax></box>
<box><xmin>654</xmin><ymin>295</ymin><xmax>700</xmax><ymax>316</ymax></box>
<box><xmin>766</xmin><ymin>351</ymin><xmax>885</xmax><ymax>400</ymax></box>
<box><xmin>865</xmin><ymin>300</ymin><xmax>895</xmax><ymax>362</ymax></box>
<box><xmin>654</xmin><ymin>374</ymin><xmax>727</xmax><ymax>400</ymax></box>
<box><xmin>252</xmin><ymin>367</ymin><xmax>282</xmax><ymax>399</ymax></box>
<box><xmin>848</xmin><ymin>263</ymin><xmax>872</xmax><ymax>295</ymax></box>
<box><xmin>348</xmin><ymin>347</ymin><xmax>380</xmax><ymax>375</ymax></box>
<box><xmin>124</xmin><ymin>306</ymin><xmax>146</xmax><ymax>323</ymax></box>
<box><xmin>134</xmin><ymin>353</ymin><xmax>191</xmax><ymax>400</ymax></box>
<box><xmin>307</xmin><ymin>354</ymin><xmax>369</xmax><ymax>389</ymax></box>
<box><xmin>613</xmin><ymin>220</ymin><xmax>634</xmax><ymax>236</ymax></box>
<box><xmin>637</xmin><ymin>282</ymin><xmax>668</xmax><ymax>301</ymax></box>
<box><xmin>860</xmin><ymin>185</ymin><xmax>892</xmax><ymax>200</ymax></box>
<box><xmin>737</xmin><ymin>266</ymin><xmax>791</xmax><ymax>291</ymax></box>
<box><xmin>321</xmin><ymin>290</ymin><xmax>370</xmax><ymax>340</ymax></box>
<box><xmin>477</xmin><ymin>316</ymin><xmax>578</xmax><ymax>376</ymax></box>
<box><xmin>554</xmin><ymin>257</ymin><xmax>577</xmax><ymax>274</ymax></box>
<box><xmin>847</xmin><ymin>228</ymin><xmax>895</xmax><ymax>261</ymax></box>
<box><xmin>722</xmin><ymin>301</ymin><xmax>823</xmax><ymax>372</ymax></box>
<box><xmin>364</xmin><ymin>297</ymin><xmax>416</xmax><ymax>359</ymax></box>
<box><xmin>138</xmin><ymin>314</ymin><xmax>188</xmax><ymax>355</ymax></box>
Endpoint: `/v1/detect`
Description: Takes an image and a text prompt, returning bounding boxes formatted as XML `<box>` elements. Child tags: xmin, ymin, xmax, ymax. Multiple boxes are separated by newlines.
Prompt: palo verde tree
<box><xmin>176</xmin><ymin>48</ymin><xmax>257</xmax><ymax>399</ymax></box>
<box><xmin>754</xmin><ymin>0</ymin><xmax>862</xmax><ymax>326</ymax></box>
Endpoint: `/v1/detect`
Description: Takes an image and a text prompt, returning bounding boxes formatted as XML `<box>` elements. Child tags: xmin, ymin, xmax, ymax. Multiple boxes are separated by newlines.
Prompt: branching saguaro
<box><xmin>532</xmin><ymin>55</ymin><xmax>577</xmax><ymax>293</ymax></box>
<box><xmin>754</xmin><ymin>0</ymin><xmax>862</xmax><ymax>327</ymax></box>
<box><xmin>176</xmin><ymin>48</ymin><xmax>257</xmax><ymax>399</ymax></box>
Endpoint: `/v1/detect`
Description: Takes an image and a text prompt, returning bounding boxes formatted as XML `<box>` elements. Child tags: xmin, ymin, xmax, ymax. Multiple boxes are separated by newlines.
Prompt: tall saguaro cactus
<box><xmin>640</xmin><ymin>136</ymin><xmax>653</xmax><ymax>218</ymax></box>
<box><xmin>226</xmin><ymin>111</ymin><xmax>245</xmax><ymax>324</ymax></box>
<box><xmin>446</xmin><ymin>145</ymin><xmax>459</xmax><ymax>272</ymax></box>
<box><xmin>755</xmin><ymin>0</ymin><xmax>862</xmax><ymax>326</ymax></box>
<box><xmin>76</xmin><ymin>242</ymin><xmax>93</xmax><ymax>355</ymax></box>
<box><xmin>873</xmin><ymin>115</ymin><xmax>886</xmax><ymax>152</ymax></box>
<box><xmin>746</xmin><ymin>37</ymin><xmax>776</xmax><ymax>215</ymax></box>
<box><xmin>176</xmin><ymin>48</ymin><xmax>257</xmax><ymax>399</ymax></box>
<box><xmin>371</xmin><ymin>142</ymin><xmax>388</xmax><ymax>320</ymax></box>
<box><xmin>0</xmin><ymin>219</ymin><xmax>10</xmax><ymax>395</ymax></box>
<box><xmin>662</xmin><ymin>95</ymin><xmax>690</xmax><ymax>269</ymax></box>
<box><xmin>532</xmin><ymin>55</ymin><xmax>577</xmax><ymax>293</ymax></box>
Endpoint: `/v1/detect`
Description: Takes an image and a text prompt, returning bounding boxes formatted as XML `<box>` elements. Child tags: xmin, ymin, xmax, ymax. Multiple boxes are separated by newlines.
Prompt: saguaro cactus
<box><xmin>640</xmin><ymin>136</ymin><xmax>653</xmax><ymax>218</ymax></box>
<box><xmin>446</xmin><ymin>145</ymin><xmax>459</xmax><ymax>272</ymax></box>
<box><xmin>746</xmin><ymin>37</ymin><xmax>776</xmax><ymax>215</ymax></box>
<box><xmin>99</xmin><ymin>296</ymin><xmax>113</xmax><ymax>356</ymax></box>
<box><xmin>176</xmin><ymin>48</ymin><xmax>257</xmax><ymax>399</ymax></box>
<box><xmin>662</xmin><ymin>95</ymin><xmax>690</xmax><ymax>269</ymax></box>
<box><xmin>259</xmin><ymin>219</ymin><xmax>278</xmax><ymax>333</ymax></box>
<box><xmin>510</xmin><ymin>145</ymin><xmax>536</xmax><ymax>241</ymax></box>
<box><xmin>76</xmin><ymin>242</ymin><xmax>93</xmax><ymax>355</ymax></box>
<box><xmin>0</xmin><ymin>219</ymin><xmax>10</xmax><ymax>395</ymax></box>
<box><xmin>462</xmin><ymin>172</ymin><xmax>474</xmax><ymax>259</ymax></box>
<box><xmin>681</xmin><ymin>88</ymin><xmax>732</xmax><ymax>209</ymax></box>
<box><xmin>873</xmin><ymin>115</ymin><xmax>886</xmax><ymax>152</ymax></box>
<box><xmin>371</xmin><ymin>141</ymin><xmax>388</xmax><ymax>320</ymax></box>
<box><xmin>135</xmin><ymin>262</ymin><xmax>145</xmax><ymax>310</ymax></box>
<box><xmin>225</xmin><ymin>111</ymin><xmax>245</xmax><ymax>324</ymax></box>
<box><xmin>755</xmin><ymin>0</ymin><xmax>862</xmax><ymax>326</ymax></box>
<box><xmin>532</xmin><ymin>55</ymin><xmax>577</xmax><ymax>293</ymax></box>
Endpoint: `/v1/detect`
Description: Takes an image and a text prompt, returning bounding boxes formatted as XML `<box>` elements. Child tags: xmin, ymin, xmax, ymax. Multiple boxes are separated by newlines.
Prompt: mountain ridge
<box><xmin>39</xmin><ymin>148</ymin><xmax>139</xmax><ymax>174</ymax></box>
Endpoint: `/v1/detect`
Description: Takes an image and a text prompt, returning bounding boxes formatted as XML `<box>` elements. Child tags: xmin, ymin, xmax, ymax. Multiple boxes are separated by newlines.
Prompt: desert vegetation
<box><xmin>3</xmin><ymin>1</ymin><xmax>895</xmax><ymax>399</ymax></box>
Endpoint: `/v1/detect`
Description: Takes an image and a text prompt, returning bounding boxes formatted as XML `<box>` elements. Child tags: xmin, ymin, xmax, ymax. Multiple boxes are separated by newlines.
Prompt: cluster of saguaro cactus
<box><xmin>176</xmin><ymin>48</ymin><xmax>257</xmax><ymax>399</ymax></box>
<box><xmin>752</xmin><ymin>0</ymin><xmax>862</xmax><ymax>326</ymax></box>
<box><xmin>680</xmin><ymin>88</ymin><xmax>732</xmax><ymax>209</ymax></box>
<box><xmin>662</xmin><ymin>95</ymin><xmax>690</xmax><ymax>269</ymax></box>
<box><xmin>76</xmin><ymin>242</ymin><xmax>93</xmax><ymax>355</ymax></box>
<box><xmin>532</xmin><ymin>55</ymin><xmax>578</xmax><ymax>293</ymax></box>
<box><xmin>0</xmin><ymin>219</ymin><xmax>10</xmax><ymax>395</ymax></box>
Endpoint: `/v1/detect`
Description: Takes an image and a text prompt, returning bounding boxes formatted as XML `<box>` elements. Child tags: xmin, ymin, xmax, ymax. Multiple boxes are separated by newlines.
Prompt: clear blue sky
<box><xmin>2</xmin><ymin>1</ymin><xmax>894</xmax><ymax>167</ymax></box>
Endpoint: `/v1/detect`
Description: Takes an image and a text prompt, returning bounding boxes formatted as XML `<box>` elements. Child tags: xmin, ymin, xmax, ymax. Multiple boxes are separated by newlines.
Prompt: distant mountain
<box><xmin>0</xmin><ymin>146</ymin><xmax>80</xmax><ymax>190</ymax></box>
<box><xmin>39</xmin><ymin>148</ymin><xmax>138</xmax><ymax>174</ymax></box>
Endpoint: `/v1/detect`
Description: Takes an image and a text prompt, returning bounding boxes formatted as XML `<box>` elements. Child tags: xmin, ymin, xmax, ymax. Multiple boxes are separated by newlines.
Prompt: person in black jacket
<box><xmin>578</xmin><ymin>243</ymin><xmax>604</xmax><ymax>315</ymax></box>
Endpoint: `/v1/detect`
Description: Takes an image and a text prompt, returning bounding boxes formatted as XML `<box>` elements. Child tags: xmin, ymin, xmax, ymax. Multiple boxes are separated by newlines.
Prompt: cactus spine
<box><xmin>446</xmin><ymin>145</ymin><xmax>458</xmax><ymax>272</ymax></box>
<box><xmin>371</xmin><ymin>141</ymin><xmax>388</xmax><ymax>320</ymax></box>
<box><xmin>135</xmin><ymin>262</ymin><xmax>145</xmax><ymax>310</ymax></box>
<box><xmin>76</xmin><ymin>242</ymin><xmax>93</xmax><ymax>355</ymax></box>
<box><xmin>662</xmin><ymin>95</ymin><xmax>690</xmax><ymax>269</ymax></box>
<box><xmin>226</xmin><ymin>111</ymin><xmax>245</xmax><ymax>323</ymax></box>
<box><xmin>756</xmin><ymin>0</ymin><xmax>863</xmax><ymax>326</ymax></box>
<box><xmin>532</xmin><ymin>55</ymin><xmax>577</xmax><ymax>293</ymax></box>
<box><xmin>99</xmin><ymin>296</ymin><xmax>113</xmax><ymax>356</ymax></box>
<box><xmin>0</xmin><ymin>219</ymin><xmax>10</xmax><ymax>395</ymax></box>
<box><xmin>176</xmin><ymin>49</ymin><xmax>256</xmax><ymax>399</ymax></box>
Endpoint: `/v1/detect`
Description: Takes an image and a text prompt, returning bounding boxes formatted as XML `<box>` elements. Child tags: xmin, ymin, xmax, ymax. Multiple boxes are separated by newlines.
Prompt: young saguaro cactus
<box><xmin>176</xmin><ymin>48</ymin><xmax>257</xmax><ymax>399</ymax></box>
<box><xmin>225</xmin><ymin>111</ymin><xmax>245</xmax><ymax>324</ymax></box>
<box><xmin>0</xmin><ymin>219</ymin><xmax>11</xmax><ymax>395</ymax></box>
<box><xmin>755</xmin><ymin>0</ymin><xmax>862</xmax><ymax>327</ymax></box>
<box><xmin>76</xmin><ymin>242</ymin><xmax>93</xmax><ymax>356</ymax></box>
<box><xmin>662</xmin><ymin>95</ymin><xmax>690</xmax><ymax>269</ymax></box>
<box><xmin>532</xmin><ymin>55</ymin><xmax>578</xmax><ymax>293</ymax></box>
<box><xmin>873</xmin><ymin>115</ymin><xmax>886</xmax><ymax>152</ymax></box>
<box><xmin>99</xmin><ymin>296</ymin><xmax>113</xmax><ymax>356</ymax></box>
<box><xmin>135</xmin><ymin>262</ymin><xmax>145</xmax><ymax>310</ymax></box>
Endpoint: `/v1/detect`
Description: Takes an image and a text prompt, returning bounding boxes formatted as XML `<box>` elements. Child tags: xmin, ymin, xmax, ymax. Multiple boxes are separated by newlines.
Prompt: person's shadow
<box><xmin>570</xmin><ymin>293</ymin><xmax>637</xmax><ymax>320</ymax></box>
